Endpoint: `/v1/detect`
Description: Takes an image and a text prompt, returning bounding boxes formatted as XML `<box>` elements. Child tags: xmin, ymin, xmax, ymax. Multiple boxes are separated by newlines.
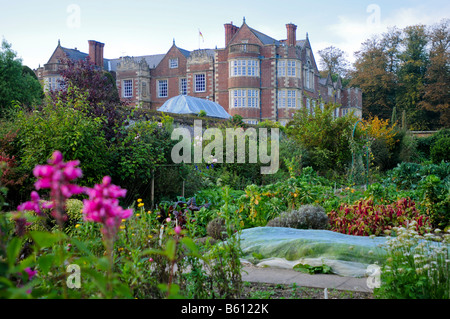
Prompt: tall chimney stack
<box><xmin>88</xmin><ymin>40</ymin><xmax>105</xmax><ymax>68</ymax></box>
<box><xmin>286</xmin><ymin>23</ymin><xmax>297</xmax><ymax>46</ymax></box>
<box><xmin>224</xmin><ymin>22</ymin><xmax>239</xmax><ymax>46</ymax></box>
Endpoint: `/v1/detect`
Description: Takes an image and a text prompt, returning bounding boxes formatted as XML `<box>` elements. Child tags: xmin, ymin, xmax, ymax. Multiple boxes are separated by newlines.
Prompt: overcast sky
<box><xmin>1</xmin><ymin>0</ymin><xmax>449</xmax><ymax>70</ymax></box>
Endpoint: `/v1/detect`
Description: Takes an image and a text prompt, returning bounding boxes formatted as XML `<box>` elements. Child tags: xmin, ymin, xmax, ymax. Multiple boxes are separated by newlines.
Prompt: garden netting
<box><xmin>239</xmin><ymin>227</ymin><xmax>388</xmax><ymax>277</ymax></box>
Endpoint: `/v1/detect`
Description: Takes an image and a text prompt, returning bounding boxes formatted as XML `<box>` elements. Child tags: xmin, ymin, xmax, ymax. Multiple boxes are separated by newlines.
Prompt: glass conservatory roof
<box><xmin>157</xmin><ymin>95</ymin><xmax>231</xmax><ymax>119</ymax></box>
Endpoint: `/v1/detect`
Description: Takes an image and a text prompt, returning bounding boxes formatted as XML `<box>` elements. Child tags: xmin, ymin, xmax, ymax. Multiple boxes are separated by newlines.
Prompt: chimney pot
<box><xmin>286</xmin><ymin>23</ymin><xmax>297</xmax><ymax>47</ymax></box>
<box><xmin>88</xmin><ymin>40</ymin><xmax>105</xmax><ymax>68</ymax></box>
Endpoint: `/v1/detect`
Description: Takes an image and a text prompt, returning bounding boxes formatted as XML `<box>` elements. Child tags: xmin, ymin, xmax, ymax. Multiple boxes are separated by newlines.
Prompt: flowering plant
<box><xmin>83</xmin><ymin>175</ymin><xmax>133</xmax><ymax>241</ymax></box>
<box><xmin>18</xmin><ymin>150</ymin><xmax>84</xmax><ymax>226</ymax></box>
<box><xmin>375</xmin><ymin>221</ymin><xmax>450</xmax><ymax>299</ymax></box>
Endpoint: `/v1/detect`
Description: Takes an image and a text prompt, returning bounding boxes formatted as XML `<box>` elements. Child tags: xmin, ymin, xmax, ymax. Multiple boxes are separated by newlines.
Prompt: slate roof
<box><xmin>178</xmin><ymin>47</ymin><xmax>191</xmax><ymax>58</ymax></box>
<box><xmin>61</xmin><ymin>46</ymin><xmax>112</xmax><ymax>70</ymax></box>
<box><xmin>60</xmin><ymin>47</ymin><xmax>89</xmax><ymax>61</ymax></box>
<box><xmin>249</xmin><ymin>28</ymin><xmax>280</xmax><ymax>46</ymax></box>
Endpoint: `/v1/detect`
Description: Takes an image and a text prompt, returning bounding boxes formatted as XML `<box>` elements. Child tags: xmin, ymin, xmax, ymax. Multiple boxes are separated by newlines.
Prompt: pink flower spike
<box><xmin>33</xmin><ymin>165</ymin><xmax>53</xmax><ymax>178</ymax></box>
<box><xmin>24</xmin><ymin>267</ymin><xmax>37</xmax><ymax>280</ymax></box>
<box><xmin>175</xmin><ymin>225</ymin><xmax>181</xmax><ymax>235</ymax></box>
<box><xmin>50</xmin><ymin>151</ymin><xmax>63</xmax><ymax>165</ymax></box>
<box><xmin>63</xmin><ymin>165</ymin><xmax>82</xmax><ymax>180</ymax></box>
<box><xmin>102</xmin><ymin>176</ymin><xmax>111</xmax><ymax>185</ymax></box>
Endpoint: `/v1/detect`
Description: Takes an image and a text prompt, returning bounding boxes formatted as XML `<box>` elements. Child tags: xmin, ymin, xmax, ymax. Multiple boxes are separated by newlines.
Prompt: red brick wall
<box><xmin>150</xmin><ymin>45</ymin><xmax>188</xmax><ymax>109</ymax></box>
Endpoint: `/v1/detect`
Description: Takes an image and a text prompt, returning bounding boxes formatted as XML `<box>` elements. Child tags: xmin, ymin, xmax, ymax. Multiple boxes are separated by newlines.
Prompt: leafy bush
<box><xmin>286</xmin><ymin>102</ymin><xmax>359</xmax><ymax>173</ymax></box>
<box><xmin>266</xmin><ymin>205</ymin><xmax>328</xmax><ymax>230</ymax></box>
<box><xmin>16</xmin><ymin>95</ymin><xmax>111</xmax><ymax>187</ymax></box>
<box><xmin>206</xmin><ymin>216</ymin><xmax>227</xmax><ymax>240</ymax></box>
<box><xmin>417</xmin><ymin>174</ymin><xmax>450</xmax><ymax>228</ymax></box>
<box><xmin>384</xmin><ymin>161</ymin><xmax>450</xmax><ymax>190</ymax></box>
<box><xmin>112</xmin><ymin>119</ymin><xmax>182</xmax><ymax>205</ymax></box>
<box><xmin>430</xmin><ymin>136</ymin><xmax>450</xmax><ymax>163</ymax></box>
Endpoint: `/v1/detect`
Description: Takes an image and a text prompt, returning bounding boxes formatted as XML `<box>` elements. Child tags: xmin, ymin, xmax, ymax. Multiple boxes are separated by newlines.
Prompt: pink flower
<box><xmin>83</xmin><ymin>176</ymin><xmax>133</xmax><ymax>240</ymax></box>
<box><xmin>17</xmin><ymin>191</ymin><xmax>44</xmax><ymax>216</ymax></box>
<box><xmin>174</xmin><ymin>225</ymin><xmax>181</xmax><ymax>235</ymax></box>
<box><xmin>19</xmin><ymin>151</ymin><xmax>84</xmax><ymax>225</ymax></box>
<box><xmin>24</xmin><ymin>267</ymin><xmax>37</xmax><ymax>280</ymax></box>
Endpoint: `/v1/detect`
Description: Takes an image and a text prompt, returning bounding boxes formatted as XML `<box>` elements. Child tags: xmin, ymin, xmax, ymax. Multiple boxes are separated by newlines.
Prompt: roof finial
<box><xmin>58</xmin><ymin>39</ymin><xmax>60</xmax><ymax>46</ymax></box>
<box><xmin>173</xmin><ymin>38</ymin><xmax>175</xmax><ymax>45</ymax></box>
<box><xmin>243</xmin><ymin>16</ymin><xmax>246</xmax><ymax>24</ymax></box>
<box><xmin>306</xmin><ymin>32</ymin><xmax>309</xmax><ymax>39</ymax></box>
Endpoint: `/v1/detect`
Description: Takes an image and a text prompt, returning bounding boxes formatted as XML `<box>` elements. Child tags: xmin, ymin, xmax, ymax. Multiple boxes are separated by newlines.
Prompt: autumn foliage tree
<box><xmin>419</xmin><ymin>20</ymin><xmax>450</xmax><ymax>128</ymax></box>
<box><xmin>350</xmin><ymin>20</ymin><xmax>449</xmax><ymax>130</ymax></box>
<box><xmin>349</xmin><ymin>26</ymin><xmax>404</xmax><ymax>121</ymax></box>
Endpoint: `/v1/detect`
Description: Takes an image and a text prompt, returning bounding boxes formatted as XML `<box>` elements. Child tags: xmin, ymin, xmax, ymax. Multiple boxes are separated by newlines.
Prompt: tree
<box><xmin>419</xmin><ymin>19</ymin><xmax>450</xmax><ymax>128</ymax></box>
<box><xmin>48</xmin><ymin>57</ymin><xmax>129</xmax><ymax>141</ymax></box>
<box><xmin>0</xmin><ymin>39</ymin><xmax>43</xmax><ymax>117</ymax></box>
<box><xmin>318</xmin><ymin>46</ymin><xmax>350</xmax><ymax>79</ymax></box>
<box><xmin>350</xmin><ymin>35</ymin><xmax>398</xmax><ymax>119</ymax></box>
<box><xmin>396</xmin><ymin>25</ymin><xmax>431</xmax><ymax>130</ymax></box>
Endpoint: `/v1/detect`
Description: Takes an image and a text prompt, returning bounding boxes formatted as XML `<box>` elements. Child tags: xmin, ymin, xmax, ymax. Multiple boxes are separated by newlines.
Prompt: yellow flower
<box><xmin>121</xmin><ymin>219</ymin><xmax>126</xmax><ymax>223</ymax></box>
<box><xmin>148</xmin><ymin>235</ymin><xmax>153</xmax><ymax>239</ymax></box>
<box><xmin>138</xmin><ymin>203</ymin><xmax>144</xmax><ymax>207</ymax></box>
<box><xmin>75</xmin><ymin>224</ymin><xmax>81</xmax><ymax>228</ymax></box>
<box><xmin>136</xmin><ymin>214</ymin><xmax>140</xmax><ymax>217</ymax></box>
<box><xmin>120</xmin><ymin>225</ymin><xmax>126</xmax><ymax>230</ymax></box>
<box><xmin>137</xmin><ymin>199</ymin><xmax>142</xmax><ymax>203</ymax></box>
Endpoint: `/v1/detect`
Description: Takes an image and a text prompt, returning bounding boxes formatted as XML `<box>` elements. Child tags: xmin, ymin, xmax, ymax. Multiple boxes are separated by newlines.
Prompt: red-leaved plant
<box><xmin>328</xmin><ymin>198</ymin><xmax>431</xmax><ymax>236</ymax></box>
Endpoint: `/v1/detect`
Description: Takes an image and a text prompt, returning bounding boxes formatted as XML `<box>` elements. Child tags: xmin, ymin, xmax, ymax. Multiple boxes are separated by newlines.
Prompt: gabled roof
<box><xmin>177</xmin><ymin>47</ymin><xmax>191</xmax><ymax>58</ymax></box>
<box><xmin>157</xmin><ymin>95</ymin><xmax>231</xmax><ymax>119</ymax></box>
<box><xmin>249</xmin><ymin>27</ymin><xmax>280</xmax><ymax>46</ymax></box>
<box><xmin>60</xmin><ymin>46</ymin><xmax>112</xmax><ymax>70</ymax></box>
<box><xmin>60</xmin><ymin>47</ymin><xmax>89</xmax><ymax>61</ymax></box>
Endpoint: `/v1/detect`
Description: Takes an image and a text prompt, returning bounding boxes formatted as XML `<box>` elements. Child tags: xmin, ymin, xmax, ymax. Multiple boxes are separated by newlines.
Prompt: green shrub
<box><xmin>112</xmin><ymin>120</ymin><xmax>181</xmax><ymax>205</ymax></box>
<box><xmin>206</xmin><ymin>216</ymin><xmax>227</xmax><ymax>240</ymax></box>
<box><xmin>370</xmin><ymin>137</ymin><xmax>392</xmax><ymax>171</ymax></box>
<box><xmin>266</xmin><ymin>205</ymin><xmax>328</xmax><ymax>230</ymax></box>
<box><xmin>198</xmin><ymin>110</ymin><xmax>207</xmax><ymax>117</ymax></box>
<box><xmin>16</xmin><ymin>101</ymin><xmax>111</xmax><ymax>187</ymax></box>
<box><xmin>431</xmin><ymin>136</ymin><xmax>450</xmax><ymax>164</ymax></box>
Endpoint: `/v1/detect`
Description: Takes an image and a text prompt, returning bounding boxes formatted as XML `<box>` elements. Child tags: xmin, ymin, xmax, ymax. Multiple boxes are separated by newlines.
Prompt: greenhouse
<box><xmin>157</xmin><ymin>95</ymin><xmax>231</xmax><ymax>119</ymax></box>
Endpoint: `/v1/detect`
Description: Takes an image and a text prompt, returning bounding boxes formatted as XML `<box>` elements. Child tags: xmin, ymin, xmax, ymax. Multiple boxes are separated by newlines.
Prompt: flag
<box><xmin>199</xmin><ymin>29</ymin><xmax>204</xmax><ymax>42</ymax></box>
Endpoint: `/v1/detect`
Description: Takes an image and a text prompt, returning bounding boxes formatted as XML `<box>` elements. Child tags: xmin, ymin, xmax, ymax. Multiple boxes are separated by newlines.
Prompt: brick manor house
<box><xmin>35</xmin><ymin>19</ymin><xmax>362</xmax><ymax>125</ymax></box>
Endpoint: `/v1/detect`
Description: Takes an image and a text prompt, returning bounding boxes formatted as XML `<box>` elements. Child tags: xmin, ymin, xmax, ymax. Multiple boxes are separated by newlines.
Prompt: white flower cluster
<box><xmin>381</xmin><ymin>221</ymin><xmax>449</xmax><ymax>292</ymax></box>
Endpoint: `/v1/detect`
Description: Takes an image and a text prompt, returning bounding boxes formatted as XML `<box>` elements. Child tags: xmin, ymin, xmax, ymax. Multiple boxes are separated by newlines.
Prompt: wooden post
<box><xmin>182</xmin><ymin>180</ymin><xmax>185</xmax><ymax>198</ymax></box>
